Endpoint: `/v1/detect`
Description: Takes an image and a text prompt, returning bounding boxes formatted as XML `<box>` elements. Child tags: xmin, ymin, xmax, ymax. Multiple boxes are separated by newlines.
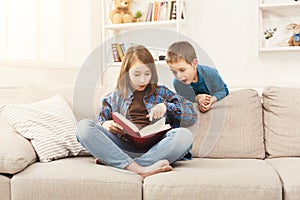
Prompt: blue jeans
<box><xmin>76</xmin><ymin>119</ymin><xmax>193</xmax><ymax>169</ymax></box>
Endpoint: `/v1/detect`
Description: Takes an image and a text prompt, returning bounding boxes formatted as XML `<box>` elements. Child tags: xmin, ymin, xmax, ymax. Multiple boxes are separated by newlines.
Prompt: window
<box><xmin>0</xmin><ymin>0</ymin><xmax>95</xmax><ymax>68</ymax></box>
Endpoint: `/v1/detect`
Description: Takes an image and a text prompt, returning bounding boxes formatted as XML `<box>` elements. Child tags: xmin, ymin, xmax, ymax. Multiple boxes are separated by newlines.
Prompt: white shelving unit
<box><xmin>258</xmin><ymin>0</ymin><xmax>300</xmax><ymax>52</ymax></box>
<box><xmin>101</xmin><ymin>0</ymin><xmax>185</xmax><ymax>36</ymax></box>
<box><xmin>100</xmin><ymin>0</ymin><xmax>186</xmax><ymax>85</ymax></box>
<box><xmin>105</xmin><ymin>20</ymin><xmax>179</xmax><ymax>31</ymax></box>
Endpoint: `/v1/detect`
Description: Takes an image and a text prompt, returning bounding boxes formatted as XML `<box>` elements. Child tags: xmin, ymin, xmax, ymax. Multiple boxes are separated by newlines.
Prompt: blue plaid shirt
<box><xmin>96</xmin><ymin>85</ymin><xmax>197</xmax><ymax>128</ymax></box>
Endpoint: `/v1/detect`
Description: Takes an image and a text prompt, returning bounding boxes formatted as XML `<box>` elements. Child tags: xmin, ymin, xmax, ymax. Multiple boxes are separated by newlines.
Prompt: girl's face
<box><xmin>129</xmin><ymin>60</ymin><xmax>152</xmax><ymax>91</ymax></box>
<box><xmin>169</xmin><ymin>59</ymin><xmax>198</xmax><ymax>85</ymax></box>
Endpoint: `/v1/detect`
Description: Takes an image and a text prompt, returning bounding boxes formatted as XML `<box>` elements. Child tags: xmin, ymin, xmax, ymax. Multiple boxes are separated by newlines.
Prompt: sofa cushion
<box><xmin>0</xmin><ymin>95</ymin><xmax>85</xmax><ymax>162</ymax></box>
<box><xmin>0</xmin><ymin>116</ymin><xmax>37</xmax><ymax>174</ymax></box>
<box><xmin>11</xmin><ymin>157</ymin><xmax>142</xmax><ymax>200</ymax></box>
<box><xmin>263</xmin><ymin>86</ymin><xmax>300</xmax><ymax>157</ymax></box>
<box><xmin>266</xmin><ymin>158</ymin><xmax>300</xmax><ymax>200</ymax></box>
<box><xmin>0</xmin><ymin>174</ymin><xmax>11</xmax><ymax>200</ymax></box>
<box><xmin>189</xmin><ymin>89</ymin><xmax>265</xmax><ymax>158</ymax></box>
<box><xmin>143</xmin><ymin>159</ymin><xmax>282</xmax><ymax>200</ymax></box>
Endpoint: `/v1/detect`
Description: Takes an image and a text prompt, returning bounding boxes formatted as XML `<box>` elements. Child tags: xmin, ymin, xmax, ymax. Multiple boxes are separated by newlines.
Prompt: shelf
<box><xmin>260</xmin><ymin>2</ymin><xmax>300</xmax><ymax>8</ymax></box>
<box><xmin>258</xmin><ymin>1</ymin><xmax>300</xmax><ymax>52</ymax></box>
<box><xmin>101</xmin><ymin>0</ymin><xmax>186</xmax><ymax>81</ymax></box>
<box><xmin>260</xmin><ymin>2</ymin><xmax>300</xmax><ymax>16</ymax></box>
<box><xmin>104</xmin><ymin>20</ymin><xmax>178</xmax><ymax>31</ymax></box>
<box><xmin>259</xmin><ymin>46</ymin><xmax>300</xmax><ymax>52</ymax></box>
<box><xmin>107</xmin><ymin>60</ymin><xmax>168</xmax><ymax>67</ymax></box>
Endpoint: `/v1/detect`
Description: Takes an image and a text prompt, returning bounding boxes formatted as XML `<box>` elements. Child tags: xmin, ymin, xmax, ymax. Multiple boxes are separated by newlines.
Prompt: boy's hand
<box><xmin>147</xmin><ymin>103</ymin><xmax>167</xmax><ymax>121</ymax></box>
<box><xmin>102</xmin><ymin>120</ymin><xmax>124</xmax><ymax>135</ymax></box>
<box><xmin>196</xmin><ymin>94</ymin><xmax>217</xmax><ymax>113</ymax></box>
<box><xmin>199</xmin><ymin>102</ymin><xmax>211</xmax><ymax>112</ymax></box>
<box><xmin>195</xmin><ymin>94</ymin><xmax>211</xmax><ymax>105</ymax></box>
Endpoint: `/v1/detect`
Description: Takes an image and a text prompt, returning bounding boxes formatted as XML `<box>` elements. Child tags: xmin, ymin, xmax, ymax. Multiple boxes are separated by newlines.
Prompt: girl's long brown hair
<box><xmin>116</xmin><ymin>45</ymin><xmax>158</xmax><ymax>97</ymax></box>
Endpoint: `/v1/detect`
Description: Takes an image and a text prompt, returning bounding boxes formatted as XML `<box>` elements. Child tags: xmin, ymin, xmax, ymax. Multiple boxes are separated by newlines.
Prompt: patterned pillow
<box><xmin>0</xmin><ymin>95</ymin><xmax>85</xmax><ymax>162</ymax></box>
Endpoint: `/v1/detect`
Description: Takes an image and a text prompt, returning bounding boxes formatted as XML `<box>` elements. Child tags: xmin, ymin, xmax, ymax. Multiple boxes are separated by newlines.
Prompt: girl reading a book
<box><xmin>76</xmin><ymin>45</ymin><xmax>197</xmax><ymax>178</ymax></box>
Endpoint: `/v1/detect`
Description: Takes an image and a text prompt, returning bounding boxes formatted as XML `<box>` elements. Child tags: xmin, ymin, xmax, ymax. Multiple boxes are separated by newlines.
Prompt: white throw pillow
<box><xmin>0</xmin><ymin>95</ymin><xmax>85</xmax><ymax>162</ymax></box>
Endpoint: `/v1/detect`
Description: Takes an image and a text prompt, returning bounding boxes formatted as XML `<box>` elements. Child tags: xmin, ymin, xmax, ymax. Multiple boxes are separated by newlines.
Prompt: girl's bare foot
<box><xmin>95</xmin><ymin>158</ymin><xmax>103</xmax><ymax>165</ymax></box>
<box><xmin>125</xmin><ymin>160</ymin><xmax>172</xmax><ymax>178</ymax></box>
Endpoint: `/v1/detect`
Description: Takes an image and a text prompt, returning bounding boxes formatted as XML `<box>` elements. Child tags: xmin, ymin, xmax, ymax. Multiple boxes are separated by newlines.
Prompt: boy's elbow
<box><xmin>225</xmin><ymin>87</ymin><xmax>229</xmax><ymax>96</ymax></box>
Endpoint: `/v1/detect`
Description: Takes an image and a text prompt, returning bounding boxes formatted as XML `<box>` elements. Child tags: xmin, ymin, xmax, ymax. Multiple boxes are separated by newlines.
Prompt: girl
<box><xmin>76</xmin><ymin>45</ymin><xmax>197</xmax><ymax>178</ymax></box>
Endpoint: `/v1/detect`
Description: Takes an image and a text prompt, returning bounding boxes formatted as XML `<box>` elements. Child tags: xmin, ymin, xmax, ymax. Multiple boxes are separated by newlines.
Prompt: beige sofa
<box><xmin>1</xmin><ymin>85</ymin><xmax>300</xmax><ymax>200</ymax></box>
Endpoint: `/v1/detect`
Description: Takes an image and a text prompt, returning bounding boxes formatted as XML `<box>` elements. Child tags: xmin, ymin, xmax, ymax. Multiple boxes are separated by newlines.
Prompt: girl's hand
<box><xmin>147</xmin><ymin>103</ymin><xmax>167</xmax><ymax>121</ymax></box>
<box><xmin>102</xmin><ymin>120</ymin><xmax>124</xmax><ymax>135</ymax></box>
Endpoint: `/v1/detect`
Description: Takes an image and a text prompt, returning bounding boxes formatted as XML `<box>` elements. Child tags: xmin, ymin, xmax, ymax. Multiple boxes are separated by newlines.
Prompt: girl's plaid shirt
<box><xmin>96</xmin><ymin>85</ymin><xmax>197</xmax><ymax>128</ymax></box>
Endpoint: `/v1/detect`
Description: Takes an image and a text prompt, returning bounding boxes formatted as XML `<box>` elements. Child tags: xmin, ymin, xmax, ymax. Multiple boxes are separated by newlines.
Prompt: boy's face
<box><xmin>129</xmin><ymin>60</ymin><xmax>152</xmax><ymax>91</ymax></box>
<box><xmin>168</xmin><ymin>59</ymin><xmax>198</xmax><ymax>85</ymax></box>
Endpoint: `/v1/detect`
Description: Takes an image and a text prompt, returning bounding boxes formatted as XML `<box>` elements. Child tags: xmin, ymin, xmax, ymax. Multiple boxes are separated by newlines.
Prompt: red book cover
<box><xmin>112</xmin><ymin>112</ymin><xmax>172</xmax><ymax>149</ymax></box>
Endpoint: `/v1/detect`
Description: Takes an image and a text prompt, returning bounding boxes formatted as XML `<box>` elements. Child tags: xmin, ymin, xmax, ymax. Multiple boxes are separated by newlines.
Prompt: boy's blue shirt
<box><xmin>173</xmin><ymin>64</ymin><xmax>229</xmax><ymax>102</ymax></box>
<box><xmin>96</xmin><ymin>85</ymin><xmax>197</xmax><ymax>128</ymax></box>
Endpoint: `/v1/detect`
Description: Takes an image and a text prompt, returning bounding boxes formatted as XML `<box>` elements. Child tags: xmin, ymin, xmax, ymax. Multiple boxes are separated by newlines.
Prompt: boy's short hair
<box><xmin>166</xmin><ymin>41</ymin><xmax>197</xmax><ymax>65</ymax></box>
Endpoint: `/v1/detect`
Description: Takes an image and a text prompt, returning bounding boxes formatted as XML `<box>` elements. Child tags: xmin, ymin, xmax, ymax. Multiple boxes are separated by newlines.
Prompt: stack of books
<box><xmin>144</xmin><ymin>0</ymin><xmax>184</xmax><ymax>22</ymax></box>
<box><xmin>111</xmin><ymin>43</ymin><xmax>136</xmax><ymax>62</ymax></box>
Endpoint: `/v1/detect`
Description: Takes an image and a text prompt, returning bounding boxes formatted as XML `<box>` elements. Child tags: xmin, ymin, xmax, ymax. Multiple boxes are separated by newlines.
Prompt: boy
<box><xmin>166</xmin><ymin>41</ymin><xmax>229</xmax><ymax>112</ymax></box>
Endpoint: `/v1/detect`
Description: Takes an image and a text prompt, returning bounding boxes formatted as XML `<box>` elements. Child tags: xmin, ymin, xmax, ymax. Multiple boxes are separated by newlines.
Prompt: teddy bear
<box><xmin>110</xmin><ymin>0</ymin><xmax>136</xmax><ymax>24</ymax></box>
<box><xmin>286</xmin><ymin>23</ymin><xmax>300</xmax><ymax>46</ymax></box>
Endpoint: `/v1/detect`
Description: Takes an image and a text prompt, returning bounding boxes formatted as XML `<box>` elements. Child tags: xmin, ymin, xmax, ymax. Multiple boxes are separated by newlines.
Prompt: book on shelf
<box><xmin>144</xmin><ymin>2</ymin><xmax>154</xmax><ymax>22</ymax></box>
<box><xmin>115</xmin><ymin>43</ymin><xmax>124</xmax><ymax>61</ymax></box>
<box><xmin>181</xmin><ymin>0</ymin><xmax>185</xmax><ymax>19</ymax></box>
<box><xmin>111</xmin><ymin>43</ymin><xmax>136</xmax><ymax>62</ymax></box>
<box><xmin>144</xmin><ymin>1</ymin><xmax>181</xmax><ymax>22</ymax></box>
<box><xmin>159</xmin><ymin>1</ymin><xmax>168</xmax><ymax>21</ymax></box>
<box><xmin>170</xmin><ymin>0</ymin><xmax>176</xmax><ymax>20</ymax></box>
<box><xmin>112</xmin><ymin>112</ymin><xmax>172</xmax><ymax>149</ymax></box>
<box><xmin>153</xmin><ymin>1</ymin><xmax>159</xmax><ymax>21</ymax></box>
<box><xmin>111</xmin><ymin>43</ymin><xmax>121</xmax><ymax>62</ymax></box>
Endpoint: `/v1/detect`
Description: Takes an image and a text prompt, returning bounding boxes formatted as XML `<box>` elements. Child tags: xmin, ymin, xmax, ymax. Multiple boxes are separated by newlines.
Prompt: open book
<box><xmin>112</xmin><ymin>112</ymin><xmax>172</xmax><ymax>149</ymax></box>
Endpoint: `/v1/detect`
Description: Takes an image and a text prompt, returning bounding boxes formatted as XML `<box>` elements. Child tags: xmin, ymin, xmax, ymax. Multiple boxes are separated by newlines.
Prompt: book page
<box><xmin>139</xmin><ymin>117</ymin><xmax>171</xmax><ymax>137</ymax></box>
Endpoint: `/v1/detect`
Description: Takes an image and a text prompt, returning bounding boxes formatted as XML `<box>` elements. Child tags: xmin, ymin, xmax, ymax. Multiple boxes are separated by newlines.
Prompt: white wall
<box><xmin>0</xmin><ymin>0</ymin><xmax>101</xmax><ymax>88</ymax></box>
<box><xmin>1</xmin><ymin>0</ymin><xmax>299</xmax><ymax>96</ymax></box>
<box><xmin>186</xmin><ymin>0</ymin><xmax>300</xmax><ymax>91</ymax></box>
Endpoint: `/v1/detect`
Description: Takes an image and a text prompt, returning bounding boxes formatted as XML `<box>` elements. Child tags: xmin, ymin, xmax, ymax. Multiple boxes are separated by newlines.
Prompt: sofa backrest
<box><xmin>21</xmin><ymin>85</ymin><xmax>115</xmax><ymax>121</ymax></box>
<box><xmin>190</xmin><ymin>89</ymin><xmax>265</xmax><ymax>159</ymax></box>
<box><xmin>20</xmin><ymin>85</ymin><xmax>266</xmax><ymax>159</ymax></box>
<box><xmin>12</xmin><ymin>84</ymin><xmax>300</xmax><ymax>160</ymax></box>
<box><xmin>263</xmin><ymin>86</ymin><xmax>300</xmax><ymax>158</ymax></box>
